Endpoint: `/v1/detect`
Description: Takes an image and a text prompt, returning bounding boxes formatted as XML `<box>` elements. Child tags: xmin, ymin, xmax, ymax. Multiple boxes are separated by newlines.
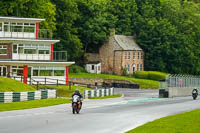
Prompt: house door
<box><xmin>0</xmin><ymin>66</ymin><xmax>7</xmax><ymax>76</ymax></box>
<box><xmin>132</xmin><ymin>66</ymin><xmax>135</xmax><ymax>73</ymax></box>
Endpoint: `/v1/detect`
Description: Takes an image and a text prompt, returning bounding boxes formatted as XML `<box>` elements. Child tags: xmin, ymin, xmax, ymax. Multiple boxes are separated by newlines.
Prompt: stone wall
<box><xmin>99</xmin><ymin>36</ymin><xmax>122</xmax><ymax>75</ymax></box>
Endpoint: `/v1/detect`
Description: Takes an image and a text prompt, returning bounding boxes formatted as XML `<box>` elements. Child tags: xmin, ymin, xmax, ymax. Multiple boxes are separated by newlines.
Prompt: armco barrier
<box><xmin>84</xmin><ymin>88</ymin><xmax>114</xmax><ymax>98</ymax></box>
<box><xmin>0</xmin><ymin>90</ymin><xmax>56</xmax><ymax>103</ymax></box>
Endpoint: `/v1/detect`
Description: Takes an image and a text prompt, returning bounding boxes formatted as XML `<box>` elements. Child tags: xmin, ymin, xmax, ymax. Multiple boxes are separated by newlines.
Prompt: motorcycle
<box><xmin>192</xmin><ymin>89</ymin><xmax>198</xmax><ymax>100</ymax></box>
<box><xmin>71</xmin><ymin>95</ymin><xmax>82</xmax><ymax>114</ymax></box>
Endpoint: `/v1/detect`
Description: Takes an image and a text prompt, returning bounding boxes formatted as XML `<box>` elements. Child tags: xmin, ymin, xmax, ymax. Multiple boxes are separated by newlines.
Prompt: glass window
<box><xmin>18</xmin><ymin>47</ymin><xmax>24</xmax><ymax>54</ymax></box>
<box><xmin>13</xmin><ymin>45</ymin><xmax>17</xmax><ymax>53</ymax></box>
<box><xmin>39</xmin><ymin>50</ymin><xmax>50</xmax><ymax>54</ymax></box>
<box><xmin>98</xmin><ymin>65</ymin><xmax>100</xmax><ymax>71</ymax></box>
<box><xmin>40</xmin><ymin>70</ymin><xmax>53</xmax><ymax>76</ymax></box>
<box><xmin>24</xmin><ymin>49</ymin><xmax>37</xmax><ymax>54</ymax></box>
<box><xmin>125</xmin><ymin>52</ymin><xmax>127</xmax><ymax>59</ymax></box>
<box><xmin>54</xmin><ymin>70</ymin><xmax>64</xmax><ymax>76</ymax></box>
<box><xmin>141</xmin><ymin>52</ymin><xmax>143</xmax><ymax>59</ymax></box>
<box><xmin>128</xmin><ymin>64</ymin><xmax>130</xmax><ymax>72</ymax></box>
<box><xmin>128</xmin><ymin>52</ymin><xmax>130</xmax><ymax>59</ymax></box>
<box><xmin>0</xmin><ymin>45</ymin><xmax>8</xmax><ymax>55</ymax></box>
<box><xmin>138</xmin><ymin>52</ymin><xmax>140</xmax><ymax>59</ymax></box>
<box><xmin>133</xmin><ymin>52</ymin><xmax>135</xmax><ymax>59</ymax></box>
<box><xmin>137</xmin><ymin>64</ymin><xmax>139</xmax><ymax>71</ymax></box>
<box><xmin>140</xmin><ymin>64</ymin><xmax>143</xmax><ymax>71</ymax></box>
<box><xmin>33</xmin><ymin>70</ymin><xmax>39</xmax><ymax>76</ymax></box>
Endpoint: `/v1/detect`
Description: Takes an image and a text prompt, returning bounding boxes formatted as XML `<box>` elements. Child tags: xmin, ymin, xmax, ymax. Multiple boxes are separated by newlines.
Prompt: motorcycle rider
<box><xmin>72</xmin><ymin>89</ymin><xmax>83</xmax><ymax>108</ymax></box>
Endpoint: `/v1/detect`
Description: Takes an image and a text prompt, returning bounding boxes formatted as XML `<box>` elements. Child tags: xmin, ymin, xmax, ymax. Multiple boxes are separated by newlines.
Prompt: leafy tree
<box><xmin>75</xmin><ymin>0</ymin><xmax>115</xmax><ymax>53</ymax></box>
<box><xmin>0</xmin><ymin>0</ymin><xmax>56</xmax><ymax>33</ymax></box>
<box><xmin>51</xmin><ymin>0</ymin><xmax>83</xmax><ymax>61</ymax></box>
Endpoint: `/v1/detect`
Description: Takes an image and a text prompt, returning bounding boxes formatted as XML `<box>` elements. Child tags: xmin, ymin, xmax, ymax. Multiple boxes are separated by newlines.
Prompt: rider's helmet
<box><xmin>75</xmin><ymin>89</ymin><xmax>79</xmax><ymax>93</ymax></box>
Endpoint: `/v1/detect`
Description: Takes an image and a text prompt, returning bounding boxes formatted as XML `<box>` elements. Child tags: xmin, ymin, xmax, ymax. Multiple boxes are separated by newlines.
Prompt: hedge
<box><xmin>134</xmin><ymin>71</ymin><xmax>167</xmax><ymax>81</ymax></box>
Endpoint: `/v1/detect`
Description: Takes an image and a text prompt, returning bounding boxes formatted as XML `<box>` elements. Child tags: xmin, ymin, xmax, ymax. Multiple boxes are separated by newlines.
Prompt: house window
<box><xmin>91</xmin><ymin>65</ymin><xmax>94</xmax><ymax>70</ymax></box>
<box><xmin>98</xmin><ymin>65</ymin><xmax>100</xmax><ymax>71</ymax></box>
<box><xmin>0</xmin><ymin>45</ymin><xmax>8</xmax><ymax>55</ymax></box>
<box><xmin>128</xmin><ymin>52</ymin><xmax>130</xmax><ymax>59</ymax></box>
<box><xmin>0</xmin><ymin>22</ymin><xmax>2</xmax><ymax>31</ymax></box>
<box><xmin>138</xmin><ymin>52</ymin><xmax>140</xmax><ymax>59</ymax></box>
<box><xmin>133</xmin><ymin>52</ymin><xmax>135</xmax><ymax>60</ymax></box>
<box><xmin>128</xmin><ymin>64</ymin><xmax>130</xmax><ymax>72</ymax></box>
<box><xmin>140</xmin><ymin>64</ymin><xmax>143</xmax><ymax>71</ymax></box>
<box><xmin>137</xmin><ymin>64</ymin><xmax>139</xmax><ymax>71</ymax></box>
<box><xmin>141</xmin><ymin>52</ymin><xmax>143</xmax><ymax>59</ymax></box>
<box><xmin>125</xmin><ymin>52</ymin><xmax>127</xmax><ymax>59</ymax></box>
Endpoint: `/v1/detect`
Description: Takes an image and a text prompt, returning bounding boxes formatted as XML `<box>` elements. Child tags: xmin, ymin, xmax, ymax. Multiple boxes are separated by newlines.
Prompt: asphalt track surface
<box><xmin>0</xmin><ymin>88</ymin><xmax>200</xmax><ymax>133</ymax></box>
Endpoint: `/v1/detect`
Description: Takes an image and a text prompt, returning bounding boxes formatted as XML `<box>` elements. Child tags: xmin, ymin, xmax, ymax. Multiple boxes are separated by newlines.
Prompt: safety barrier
<box><xmin>84</xmin><ymin>88</ymin><xmax>114</xmax><ymax>98</ymax></box>
<box><xmin>0</xmin><ymin>89</ymin><xmax>56</xmax><ymax>103</ymax></box>
<box><xmin>159</xmin><ymin>74</ymin><xmax>200</xmax><ymax>98</ymax></box>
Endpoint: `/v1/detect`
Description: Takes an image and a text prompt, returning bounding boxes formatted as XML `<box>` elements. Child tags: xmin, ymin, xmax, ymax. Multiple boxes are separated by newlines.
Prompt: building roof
<box><xmin>0</xmin><ymin>60</ymin><xmax>75</xmax><ymax>66</ymax></box>
<box><xmin>0</xmin><ymin>16</ymin><xmax>45</xmax><ymax>22</ymax></box>
<box><xmin>114</xmin><ymin>35</ymin><xmax>142</xmax><ymax>50</ymax></box>
<box><xmin>0</xmin><ymin>38</ymin><xmax>60</xmax><ymax>44</ymax></box>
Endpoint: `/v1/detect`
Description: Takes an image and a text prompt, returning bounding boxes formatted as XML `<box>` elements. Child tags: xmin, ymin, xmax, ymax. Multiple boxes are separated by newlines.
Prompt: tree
<box><xmin>51</xmin><ymin>0</ymin><xmax>83</xmax><ymax>61</ymax></box>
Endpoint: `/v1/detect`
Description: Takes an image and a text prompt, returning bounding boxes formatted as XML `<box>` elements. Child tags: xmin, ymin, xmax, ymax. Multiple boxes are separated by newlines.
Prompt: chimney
<box><xmin>110</xmin><ymin>28</ymin><xmax>115</xmax><ymax>36</ymax></box>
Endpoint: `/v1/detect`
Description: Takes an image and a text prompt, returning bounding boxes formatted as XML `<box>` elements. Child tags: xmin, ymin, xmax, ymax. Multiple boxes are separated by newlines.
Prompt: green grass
<box><xmin>69</xmin><ymin>73</ymin><xmax>159</xmax><ymax>89</ymax></box>
<box><xmin>126</xmin><ymin>108</ymin><xmax>200</xmax><ymax>133</ymax></box>
<box><xmin>38</xmin><ymin>85</ymin><xmax>92</xmax><ymax>97</ymax></box>
<box><xmin>0</xmin><ymin>77</ymin><xmax>36</xmax><ymax>92</ymax></box>
<box><xmin>88</xmin><ymin>94</ymin><xmax>122</xmax><ymax>99</ymax></box>
<box><xmin>0</xmin><ymin>98</ymin><xmax>71</xmax><ymax>112</ymax></box>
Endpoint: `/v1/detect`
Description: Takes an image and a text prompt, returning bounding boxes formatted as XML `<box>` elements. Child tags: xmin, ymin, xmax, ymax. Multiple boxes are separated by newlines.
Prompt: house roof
<box><xmin>114</xmin><ymin>35</ymin><xmax>142</xmax><ymax>50</ymax></box>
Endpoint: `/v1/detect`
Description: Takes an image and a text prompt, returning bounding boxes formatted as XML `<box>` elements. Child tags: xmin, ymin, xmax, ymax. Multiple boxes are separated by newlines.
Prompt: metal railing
<box><xmin>159</xmin><ymin>74</ymin><xmax>200</xmax><ymax>89</ymax></box>
<box><xmin>0</xmin><ymin>28</ymin><xmax>53</xmax><ymax>39</ymax></box>
<box><xmin>12</xmin><ymin>51</ymin><xmax>67</xmax><ymax>61</ymax></box>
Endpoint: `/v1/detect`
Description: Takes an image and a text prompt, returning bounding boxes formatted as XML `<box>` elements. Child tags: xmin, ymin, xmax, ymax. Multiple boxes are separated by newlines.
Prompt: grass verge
<box><xmin>126</xmin><ymin>109</ymin><xmax>200</xmax><ymax>133</ymax></box>
<box><xmin>88</xmin><ymin>94</ymin><xmax>122</xmax><ymax>99</ymax></box>
<box><xmin>38</xmin><ymin>85</ymin><xmax>92</xmax><ymax>97</ymax></box>
<box><xmin>0</xmin><ymin>77</ymin><xmax>36</xmax><ymax>92</ymax></box>
<box><xmin>0</xmin><ymin>98</ymin><xmax>71</xmax><ymax>112</ymax></box>
<box><xmin>69</xmin><ymin>73</ymin><xmax>158</xmax><ymax>89</ymax></box>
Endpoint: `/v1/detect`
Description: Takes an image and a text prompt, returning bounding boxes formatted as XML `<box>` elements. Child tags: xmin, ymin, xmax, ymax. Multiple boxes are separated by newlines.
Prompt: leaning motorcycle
<box><xmin>71</xmin><ymin>95</ymin><xmax>82</xmax><ymax>114</ymax></box>
<box><xmin>192</xmin><ymin>89</ymin><xmax>198</xmax><ymax>100</ymax></box>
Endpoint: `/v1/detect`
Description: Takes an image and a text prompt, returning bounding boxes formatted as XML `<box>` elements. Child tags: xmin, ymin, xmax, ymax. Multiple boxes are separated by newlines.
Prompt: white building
<box><xmin>0</xmin><ymin>16</ymin><xmax>74</xmax><ymax>84</ymax></box>
<box><xmin>85</xmin><ymin>62</ymin><xmax>101</xmax><ymax>74</ymax></box>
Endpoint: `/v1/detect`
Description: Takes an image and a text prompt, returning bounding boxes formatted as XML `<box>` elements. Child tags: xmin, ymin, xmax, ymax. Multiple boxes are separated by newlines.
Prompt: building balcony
<box><xmin>11</xmin><ymin>51</ymin><xmax>67</xmax><ymax>61</ymax></box>
<box><xmin>0</xmin><ymin>28</ymin><xmax>53</xmax><ymax>40</ymax></box>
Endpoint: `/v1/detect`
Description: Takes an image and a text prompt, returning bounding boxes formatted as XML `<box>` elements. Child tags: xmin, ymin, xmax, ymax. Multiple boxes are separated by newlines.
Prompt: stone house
<box><xmin>99</xmin><ymin>32</ymin><xmax>144</xmax><ymax>75</ymax></box>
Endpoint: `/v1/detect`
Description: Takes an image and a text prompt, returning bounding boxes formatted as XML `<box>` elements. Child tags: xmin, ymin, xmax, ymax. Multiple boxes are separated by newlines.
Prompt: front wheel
<box><xmin>193</xmin><ymin>95</ymin><xmax>197</xmax><ymax>100</ymax></box>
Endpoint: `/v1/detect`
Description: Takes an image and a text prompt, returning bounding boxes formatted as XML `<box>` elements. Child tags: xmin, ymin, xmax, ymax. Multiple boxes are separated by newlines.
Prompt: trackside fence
<box><xmin>159</xmin><ymin>74</ymin><xmax>200</xmax><ymax>89</ymax></box>
<box><xmin>0</xmin><ymin>90</ymin><xmax>56</xmax><ymax>103</ymax></box>
<box><xmin>159</xmin><ymin>74</ymin><xmax>200</xmax><ymax>98</ymax></box>
<box><xmin>84</xmin><ymin>87</ymin><xmax>114</xmax><ymax>99</ymax></box>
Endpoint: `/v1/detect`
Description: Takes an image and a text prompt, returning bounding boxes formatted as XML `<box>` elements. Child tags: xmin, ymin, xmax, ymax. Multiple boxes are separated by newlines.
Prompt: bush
<box><xmin>134</xmin><ymin>71</ymin><xmax>149</xmax><ymax>79</ymax></box>
<box><xmin>69</xmin><ymin>65</ymin><xmax>87</xmax><ymax>73</ymax></box>
<box><xmin>134</xmin><ymin>71</ymin><xmax>167</xmax><ymax>81</ymax></box>
<box><xmin>148</xmin><ymin>71</ymin><xmax>167</xmax><ymax>81</ymax></box>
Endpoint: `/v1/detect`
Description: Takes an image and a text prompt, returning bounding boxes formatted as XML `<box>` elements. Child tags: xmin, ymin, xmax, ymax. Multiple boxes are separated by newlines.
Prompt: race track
<box><xmin>0</xmin><ymin>89</ymin><xmax>200</xmax><ymax>133</ymax></box>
